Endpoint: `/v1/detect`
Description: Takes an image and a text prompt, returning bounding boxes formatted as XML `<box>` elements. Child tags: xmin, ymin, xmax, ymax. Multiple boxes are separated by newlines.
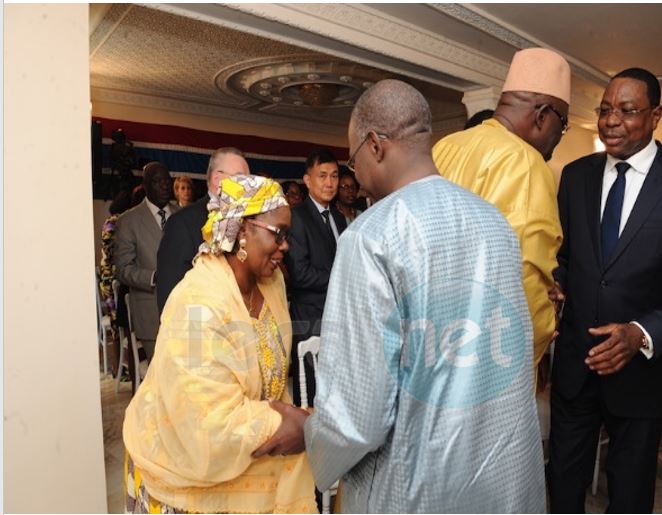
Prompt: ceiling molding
<box><xmin>264</xmin><ymin>2</ymin><xmax>510</xmax><ymax>84</ymax></box>
<box><xmin>89</xmin><ymin>4</ymin><xmax>114</xmax><ymax>36</ymax></box>
<box><xmin>91</xmin><ymin>87</ymin><xmax>347</xmax><ymax>137</ymax></box>
<box><xmin>146</xmin><ymin>3</ymin><xmax>507</xmax><ymax>91</ymax></box>
<box><xmin>214</xmin><ymin>54</ymin><xmax>391</xmax><ymax>109</ymax></box>
<box><xmin>431</xmin><ymin>3</ymin><xmax>611</xmax><ymax>87</ymax></box>
<box><xmin>90</xmin><ymin>3</ymin><xmax>134</xmax><ymax>58</ymax></box>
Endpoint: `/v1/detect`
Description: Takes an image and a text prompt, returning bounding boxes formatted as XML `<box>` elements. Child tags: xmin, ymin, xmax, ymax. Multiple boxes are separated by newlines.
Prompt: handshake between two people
<box><xmin>252</xmin><ymin>400</ymin><xmax>310</xmax><ymax>459</ymax></box>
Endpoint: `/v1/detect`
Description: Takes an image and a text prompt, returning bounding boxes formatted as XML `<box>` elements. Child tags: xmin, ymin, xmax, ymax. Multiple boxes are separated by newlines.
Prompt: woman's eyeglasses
<box><xmin>246</xmin><ymin>219</ymin><xmax>289</xmax><ymax>245</ymax></box>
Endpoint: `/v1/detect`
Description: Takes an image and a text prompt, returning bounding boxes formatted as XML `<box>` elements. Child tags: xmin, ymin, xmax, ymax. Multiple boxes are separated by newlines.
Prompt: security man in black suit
<box><xmin>548</xmin><ymin>68</ymin><xmax>662</xmax><ymax>513</ymax></box>
<box><xmin>156</xmin><ymin>147</ymin><xmax>249</xmax><ymax>313</ymax></box>
<box><xmin>286</xmin><ymin>149</ymin><xmax>347</xmax><ymax>406</ymax></box>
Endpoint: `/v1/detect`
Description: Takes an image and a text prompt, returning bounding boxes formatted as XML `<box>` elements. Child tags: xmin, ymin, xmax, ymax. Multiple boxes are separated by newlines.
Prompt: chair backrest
<box><xmin>112</xmin><ymin>279</ymin><xmax>120</xmax><ymax>313</ymax></box>
<box><xmin>297</xmin><ymin>336</ymin><xmax>320</xmax><ymax>409</ymax></box>
<box><xmin>125</xmin><ymin>293</ymin><xmax>134</xmax><ymax>333</ymax></box>
<box><xmin>124</xmin><ymin>292</ymin><xmax>142</xmax><ymax>390</ymax></box>
<box><xmin>95</xmin><ymin>269</ymin><xmax>104</xmax><ymax>338</ymax></box>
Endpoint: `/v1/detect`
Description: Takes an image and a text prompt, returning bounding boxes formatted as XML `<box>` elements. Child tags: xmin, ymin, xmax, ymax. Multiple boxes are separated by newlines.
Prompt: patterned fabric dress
<box><xmin>304</xmin><ymin>175</ymin><xmax>546</xmax><ymax>513</ymax></box>
<box><xmin>125</xmin><ymin>300</ymin><xmax>290</xmax><ymax>514</ymax></box>
<box><xmin>252</xmin><ymin>303</ymin><xmax>288</xmax><ymax>401</ymax></box>
<box><xmin>99</xmin><ymin>214</ymin><xmax>119</xmax><ymax>324</ymax></box>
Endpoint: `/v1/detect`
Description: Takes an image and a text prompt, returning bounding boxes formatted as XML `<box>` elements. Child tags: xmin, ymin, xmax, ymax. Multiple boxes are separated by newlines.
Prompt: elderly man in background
<box><xmin>433</xmin><ymin>48</ymin><xmax>570</xmax><ymax>382</ymax></box>
<box><xmin>255</xmin><ymin>79</ymin><xmax>545</xmax><ymax>513</ymax></box>
<box><xmin>156</xmin><ymin>147</ymin><xmax>249</xmax><ymax>313</ymax></box>
<box><xmin>114</xmin><ymin>161</ymin><xmax>179</xmax><ymax>361</ymax></box>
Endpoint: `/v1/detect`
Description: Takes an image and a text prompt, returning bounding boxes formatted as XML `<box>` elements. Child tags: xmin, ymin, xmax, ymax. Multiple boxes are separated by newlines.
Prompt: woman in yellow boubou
<box><xmin>123</xmin><ymin>175</ymin><xmax>317</xmax><ymax>514</ymax></box>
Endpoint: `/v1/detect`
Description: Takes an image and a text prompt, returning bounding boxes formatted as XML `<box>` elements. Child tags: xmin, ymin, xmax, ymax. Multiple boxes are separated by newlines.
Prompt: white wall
<box><xmin>548</xmin><ymin>124</ymin><xmax>598</xmax><ymax>181</ymax></box>
<box><xmin>548</xmin><ymin>121</ymin><xmax>662</xmax><ymax>184</ymax></box>
<box><xmin>5</xmin><ymin>4</ymin><xmax>107</xmax><ymax>513</ymax></box>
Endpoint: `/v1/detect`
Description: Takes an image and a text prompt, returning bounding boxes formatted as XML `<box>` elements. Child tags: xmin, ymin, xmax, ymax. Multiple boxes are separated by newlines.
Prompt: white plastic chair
<box><xmin>114</xmin><ymin>285</ymin><xmax>142</xmax><ymax>393</ymax></box>
<box><xmin>297</xmin><ymin>336</ymin><xmax>338</xmax><ymax>513</ymax></box>
<box><xmin>95</xmin><ymin>272</ymin><xmax>111</xmax><ymax>376</ymax></box>
<box><xmin>298</xmin><ymin>336</ymin><xmax>320</xmax><ymax>410</ymax></box>
<box><xmin>123</xmin><ymin>292</ymin><xmax>142</xmax><ymax>392</ymax></box>
<box><xmin>592</xmin><ymin>427</ymin><xmax>609</xmax><ymax>495</ymax></box>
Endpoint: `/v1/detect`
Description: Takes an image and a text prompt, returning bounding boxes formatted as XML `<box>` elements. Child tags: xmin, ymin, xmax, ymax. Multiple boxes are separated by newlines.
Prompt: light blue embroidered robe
<box><xmin>304</xmin><ymin>175</ymin><xmax>545</xmax><ymax>513</ymax></box>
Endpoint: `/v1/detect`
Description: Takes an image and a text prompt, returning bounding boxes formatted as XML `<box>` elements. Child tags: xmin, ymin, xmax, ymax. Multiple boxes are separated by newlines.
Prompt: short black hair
<box><xmin>339</xmin><ymin>169</ymin><xmax>359</xmax><ymax>186</ymax></box>
<box><xmin>109</xmin><ymin>189</ymin><xmax>131</xmax><ymax>215</ymax></box>
<box><xmin>281</xmin><ymin>180</ymin><xmax>298</xmax><ymax>193</ymax></box>
<box><xmin>305</xmin><ymin>149</ymin><xmax>338</xmax><ymax>171</ymax></box>
<box><xmin>613</xmin><ymin>68</ymin><xmax>661</xmax><ymax>106</ymax></box>
<box><xmin>464</xmin><ymin>109</ymin><xmax>494</xmax><ymax>130</ymax></box>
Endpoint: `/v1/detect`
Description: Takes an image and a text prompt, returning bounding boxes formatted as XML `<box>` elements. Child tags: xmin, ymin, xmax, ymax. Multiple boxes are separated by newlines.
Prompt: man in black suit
<box><xmin>156</xmin><ymin>147</ymin><xmax>249</xmax><ymax>312</ymax></box>
<box><xmin>286</xmin><ymin>149</ymin><xmax>347</xmax><ymax>406</ymax></box>
<box><xmin>548</xmin><ymin>68</ymin><xmax>662</xmax><ymax>513</ymax></box>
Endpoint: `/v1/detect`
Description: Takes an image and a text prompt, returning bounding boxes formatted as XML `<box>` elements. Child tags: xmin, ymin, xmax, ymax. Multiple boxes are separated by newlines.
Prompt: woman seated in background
<box><xmin>123</xmin><ymin>175</ymin><xmax>317</xmax><ymax>514</ymax></box>
<box><xmin>99</xmin><ymin>190</ymin><xmax>131</xmax><ymax>376</ymax></box>
<box><xmin>335</xmin><ymin>170</ymin><xmax>362</xmax><ymax>225</ymax></box>
<box><xmin>173</xmin><ymin>175</ymin><xmax>194</xmax><ymax>207</ymax></box>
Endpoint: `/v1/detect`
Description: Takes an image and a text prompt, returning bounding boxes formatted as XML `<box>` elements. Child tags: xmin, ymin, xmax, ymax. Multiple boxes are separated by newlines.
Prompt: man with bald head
<box><xmin>433</xmin><ymin>48</ymin><xmax>571</xmax><ymax>383</ymax></box>
<box><xmin>156</xmin><ymin>147</ymin><xmax>249</xmax><ymax>312</ymax></box>
<box><xmin>115</xmin><ymin>161</ymin><xmax>180</xmax><ymax>361</ymax></box>
<box><xmin>253</xmin><ymin>79</ymin><xmax>545</xmax><ymax>512</ymax></box>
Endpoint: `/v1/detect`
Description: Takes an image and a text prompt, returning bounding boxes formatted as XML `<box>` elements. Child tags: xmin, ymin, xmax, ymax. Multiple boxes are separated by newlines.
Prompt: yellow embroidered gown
<box><xmin>433</xmin><ymin>119</ymin><xmax>562</xmax><ymax>369</ymax></box>
<box><xmin>123</xmin><ymin>255</ymin><xmax>317</xmax><ymax>514</ymax></box>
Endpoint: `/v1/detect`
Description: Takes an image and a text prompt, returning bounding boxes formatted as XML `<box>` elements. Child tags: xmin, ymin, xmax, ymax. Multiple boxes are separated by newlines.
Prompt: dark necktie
<box><xmin>321</xmin><ymin>209</ymin><xmax>335</xmax><ymax>242</ymax></box>
<box><xmin>157</xmin><ymin>209</ymin><xmax>166</xmax><ymax>231</ymax></box>
<box><xmin>601</xmin><ymin>161</ymin><xmax>630</xmax><ymax>265</ymax></box>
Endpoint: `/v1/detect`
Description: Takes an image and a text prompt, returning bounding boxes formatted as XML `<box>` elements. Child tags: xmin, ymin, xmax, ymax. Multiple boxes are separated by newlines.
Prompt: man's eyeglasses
<box><xmin>338</xmin><ymin>184</ymin><xmax>358</xmax><ymax>191</ymax></box>
<box><xmin>594</xmin><ymin>106</ymin><xmax>656</xmax><ymax>120</ymax></box>
<box><xmin>537</xmin><ymin>104</ymin><xmax>569</xmax><ymax>135</ymax></box>
<box><xmin>347</xmin><ymin>132</ymin><xmax>389</xmax><ymax>173</ymax></box>
<box><xmin>246</xmin><ymin>219</ymin><xmax>289</xmax><ymax>245</ymax></box>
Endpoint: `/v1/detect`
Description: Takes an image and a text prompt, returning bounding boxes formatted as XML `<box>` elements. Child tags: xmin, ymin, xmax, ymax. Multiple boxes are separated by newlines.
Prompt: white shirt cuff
<box><xmin>150</xmin><ymin>271</ymin><xmax>156</xmax><ymax>288</ymax></box>
<box><xmin>630</xmin><ymin>321</ymin><xmax>654</xmax><ymax>359</ymax></box>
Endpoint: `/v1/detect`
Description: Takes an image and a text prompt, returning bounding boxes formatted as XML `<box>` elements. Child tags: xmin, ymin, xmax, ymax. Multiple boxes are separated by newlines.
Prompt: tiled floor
<box><xmin>100</xmin><ymin>372</ymin><xmax>662</xmax><ymax>513</ymax></box>
<box><xmin>100</xmin><ymin>374</ymin><xmax>133</xmax><ymax>513</ymax></box>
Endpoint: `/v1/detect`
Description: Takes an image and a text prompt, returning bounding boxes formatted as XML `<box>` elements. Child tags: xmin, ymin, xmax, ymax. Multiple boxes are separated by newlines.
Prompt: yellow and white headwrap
<box><xmin>197</xmin><ymin>175</ymin><xmax>288</xmax><ymax>258</ymax></box>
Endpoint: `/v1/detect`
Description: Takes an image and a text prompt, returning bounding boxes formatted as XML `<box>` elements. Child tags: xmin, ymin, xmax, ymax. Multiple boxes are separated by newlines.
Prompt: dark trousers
<box><xmin>548</xmin><ymin>373</ymin><xmax>661</xmax><ymax>513</ymax></box>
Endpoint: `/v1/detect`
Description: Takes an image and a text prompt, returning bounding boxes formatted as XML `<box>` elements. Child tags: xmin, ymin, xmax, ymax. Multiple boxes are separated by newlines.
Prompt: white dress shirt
<box><xmin>600</xmin><ymin>137</ymin><xmax>657</xmax><ymax>358</ymax></box>
<box><xmin>145</xmin><ymin>198</ymin><xmax>173</xmax><ymax>286</ymax></box>
<box><xmin>309</xmin><ymin>196</ymin><xmax>339</xmax><ymax>241</ymax></box>
<box><xmin>145</xmin><ymin>197</ymin><xmax>173</xmax><ymax>229</ymax></box>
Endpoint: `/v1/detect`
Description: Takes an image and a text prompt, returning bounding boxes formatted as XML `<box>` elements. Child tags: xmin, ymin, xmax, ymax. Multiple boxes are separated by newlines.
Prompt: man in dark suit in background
<box><xmin>286</xmin><ymin>149</ymin><xmax>347</xmax><ymax>406</ymax></box>
<box><xmin>156</xmin><ymin>147</ymin><xmax>249</xmax><ymax>312</ymax></box>
<box><xmin>548</xmin><ymin>68</ymin><xmax>662</xmax><ymax>513</ymax></box>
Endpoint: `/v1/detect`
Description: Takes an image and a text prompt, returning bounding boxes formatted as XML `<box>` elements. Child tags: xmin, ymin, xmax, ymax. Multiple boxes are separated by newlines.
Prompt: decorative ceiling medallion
<box><xmin>215</xmin><ymin>55</ymin><xmax>392</xmax><ymax>109</ymax></box>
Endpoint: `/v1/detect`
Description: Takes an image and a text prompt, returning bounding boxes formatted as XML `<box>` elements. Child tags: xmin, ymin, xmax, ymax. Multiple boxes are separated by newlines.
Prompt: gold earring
<box><xmin>237</xmin><ymin>238</ymin><xmax>248</xmax><ymax>262</ymax></box>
